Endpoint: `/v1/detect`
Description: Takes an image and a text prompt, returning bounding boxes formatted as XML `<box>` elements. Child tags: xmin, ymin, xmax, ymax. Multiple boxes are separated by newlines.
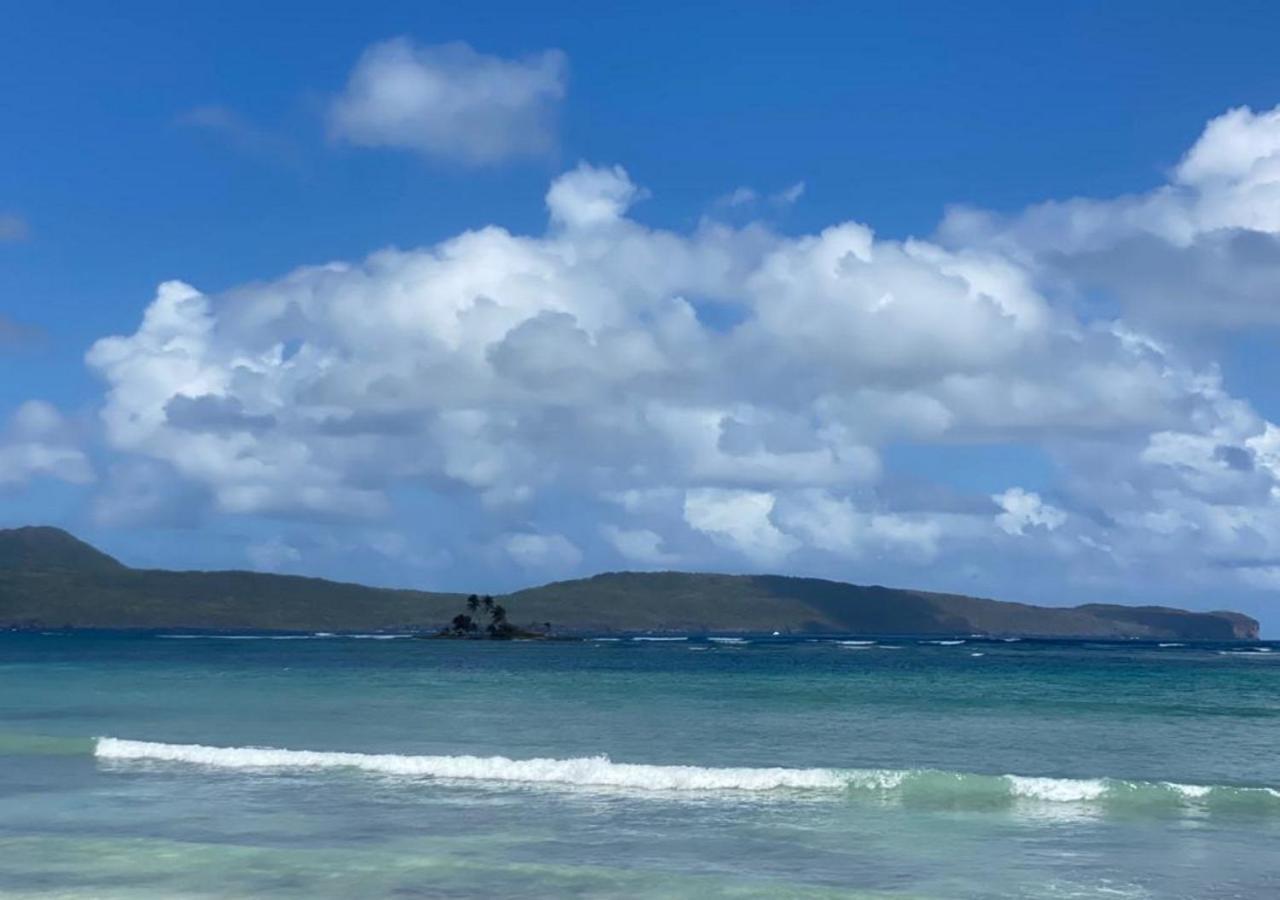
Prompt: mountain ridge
<box><xmin>0</xmin><ymin>526</ymin><xmax>1260</xmax><ymax>639</ymax></box>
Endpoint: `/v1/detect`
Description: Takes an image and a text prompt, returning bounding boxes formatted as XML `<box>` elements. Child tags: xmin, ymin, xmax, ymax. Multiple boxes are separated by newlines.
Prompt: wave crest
<box><xmin>94</xmin><ymin>738</ymin><xmax>1280</xmax><ymax>812</ymax></box>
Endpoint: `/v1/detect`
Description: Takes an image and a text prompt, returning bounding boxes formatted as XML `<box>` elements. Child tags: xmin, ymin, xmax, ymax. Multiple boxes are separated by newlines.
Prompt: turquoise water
<box><xmin>2</xmin><ymin>634</ymin><xmax>1278</xmax><ymax>898</ymax></box>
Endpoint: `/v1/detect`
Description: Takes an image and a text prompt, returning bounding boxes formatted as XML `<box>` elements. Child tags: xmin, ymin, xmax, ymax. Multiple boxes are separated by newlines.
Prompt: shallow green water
<box><xmin>2</xmin><ymin>633</ymin><xmax>1278</xmax><ymax>897</ymax></box>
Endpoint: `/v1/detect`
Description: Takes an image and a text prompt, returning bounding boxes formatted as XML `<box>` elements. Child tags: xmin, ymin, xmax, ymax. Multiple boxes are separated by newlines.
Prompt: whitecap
<box><xmin>1006</xmin><ymin>775</ymin><xmax>1108</xmax><ymax>803</ymax></box>
<box><xmin>95</xmin><ymin>738</ymin><xmax>846</xmax><ymax>792</ymax></box>
<box><xmin>1164</xmin><ymin>782</ymin><xmax>1212</xmax><ymax>799</ymax></box>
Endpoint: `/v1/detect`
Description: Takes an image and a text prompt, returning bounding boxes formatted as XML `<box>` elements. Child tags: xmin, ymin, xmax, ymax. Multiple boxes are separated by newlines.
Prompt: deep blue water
<box><xmin>2</xmin><ymin>632</ymin><xmax>1278</xmax><ymax>898</ymax></box>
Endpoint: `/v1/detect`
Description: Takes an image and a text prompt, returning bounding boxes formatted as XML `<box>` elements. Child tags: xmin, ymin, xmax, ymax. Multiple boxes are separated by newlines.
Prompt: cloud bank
<box><xmin>81</xmin><ymin>106</ymin><xmax>1280</xmax><ymax>601</ymax></box>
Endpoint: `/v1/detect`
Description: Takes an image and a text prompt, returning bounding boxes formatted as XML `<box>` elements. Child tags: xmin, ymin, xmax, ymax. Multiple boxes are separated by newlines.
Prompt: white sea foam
<box><xmin>1158</xmin><ymin>643</ymin><xmax>1185</xmax><ymax>648</ymax></box>
<box><xmin>631</xmin><ymin>637</ymin><xmax>687</xmax><ymax>642</ymax></box>
<box><xmin>1165</xmin><ymin>782</ymin><xmax>1212</xmax><ymax>799</ymax></box>
<box><xmin>922</xmin><ymin>639</ymin><xmax>966</xmax><ymax>646</ymax></box>
<box><xmin>1218</xmin><ymin>650</ymin><xmax>1275</xmax><ymax>657</ymax></box>
<box><xmin>94</xmin><ymin>738</ymin><xmax>1276</xmax><ymax>811</ymax></box>
<box><xmin>95</xmin><ymin>739</ymin><xmax>846</xmax><ymax>792</ymax></box>
<box><xmin>837</xmin><ymin>640</ymin><xmax>877</xmax><ymax>646</ymax></box>
<box><xmin>707</xmin><ymin>637</ymin><xmax>748</xmax><ymax>644</ymax></box>
<box><xmin>1007</xmin><ymin>776</ymin><xmax>1108</xmax><ymax>803</ymax></box>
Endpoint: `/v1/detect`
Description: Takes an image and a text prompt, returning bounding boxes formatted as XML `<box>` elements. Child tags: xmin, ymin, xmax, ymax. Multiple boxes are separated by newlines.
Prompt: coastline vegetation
<box><xmin>437</xmin><ymin>594</ymin><xmax>547</xmax><ymax>640</ymax></box>
<box><xmin>0</xmin><ymin>527</ymin><xmax>1259</xmax><ymax>640</ymax></box>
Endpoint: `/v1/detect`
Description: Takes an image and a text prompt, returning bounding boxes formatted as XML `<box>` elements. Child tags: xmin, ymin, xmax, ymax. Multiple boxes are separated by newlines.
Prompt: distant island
<box><xmin>0</xmin><ymin>526</ymin><xmax>1260</xmax><ymax>640</ymax></box>
<box><xmin>435</xmin><ymin>594</ymin><xmax>547</xmax><ymax>640</ymax></box>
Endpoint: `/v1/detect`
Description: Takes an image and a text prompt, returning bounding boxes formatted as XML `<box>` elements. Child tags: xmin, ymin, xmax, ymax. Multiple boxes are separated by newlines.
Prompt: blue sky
<box><xmin>4</xmin><ymin>1</ymin><xmax>1280</xmax><ymax>627</ymax></box>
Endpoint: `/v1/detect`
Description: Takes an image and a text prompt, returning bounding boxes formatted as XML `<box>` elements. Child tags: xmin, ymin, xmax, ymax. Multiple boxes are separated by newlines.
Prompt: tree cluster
<box><xmin>447</xmin><ymin>594</ymin><xmax>516</xmax><ymax>638</ymax></box>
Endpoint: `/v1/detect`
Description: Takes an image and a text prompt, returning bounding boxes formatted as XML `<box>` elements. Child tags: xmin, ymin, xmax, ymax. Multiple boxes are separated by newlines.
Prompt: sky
<box><xmin>4</xmin><ymin>2</ymin><xmax>1280</xmax><ymax>628</ymax></box>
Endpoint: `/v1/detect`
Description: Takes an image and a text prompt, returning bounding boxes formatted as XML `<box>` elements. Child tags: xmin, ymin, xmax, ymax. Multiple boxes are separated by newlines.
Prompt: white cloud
<box><xmin>545</xmin><ymin>163</ymin><xmax>643</xmax><ymax>228</ymax></box>
<box><xmin>993</xmin><ymin>488</ymin><xmax>1066</xmax><ymax>536</ymax></box>
<box><xmin>1175</xmin><ymin>105</ymin><xmax>1280</xmax><ymax>190</ymax></box>
<box><xmin>683</xmin><ymin>488</ymin><xmax>799</xmax><ymax>564</ymax></box>
<box><xmin>0</xmin><ymin>401</ymin><xmax>93</xmax><ymax>487</ymax></box>
<box><xmin>940</xmin><ymin>103</ymin><xmax>1280</xmax><ymax>328</ymax></box>
<box><xmin>328</xmin><ymin>37</ymin><xmax>566</xmax><ymax>165</ymax></box>
<box><xmin>84</xmin><ymin>108</ymin><xmax>1280</xmax><ymax>598</ymax></box>
<box><xmin>774</xmin><ymin>489</ymin><xmax>948</xmax><ymax>561</ymax></box>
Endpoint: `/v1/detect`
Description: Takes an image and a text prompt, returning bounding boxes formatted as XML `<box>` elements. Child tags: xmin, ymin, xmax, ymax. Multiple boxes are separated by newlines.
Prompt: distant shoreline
<box><xmin>2</xmin><ymin>627</ymin><xmax>1269</xmax><ymax>644</ymax></box>
<box><xmin>1</xmin><ymin>527</ymin><xmax>1260</xmax><ymax>641</ymax></box>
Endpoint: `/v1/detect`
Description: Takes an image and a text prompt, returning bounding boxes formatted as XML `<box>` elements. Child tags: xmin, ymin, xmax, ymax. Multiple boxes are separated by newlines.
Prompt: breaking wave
<box><xmin>93</xmin><ymin>738</ymin><xmax>1280</xmax><ymax>812</ymax></box>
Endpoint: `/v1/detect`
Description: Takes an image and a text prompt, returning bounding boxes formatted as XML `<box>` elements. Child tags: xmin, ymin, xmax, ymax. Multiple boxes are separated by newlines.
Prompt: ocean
<box><xmin>1</xmin><ymin>632</ymin><xmax>1277</xmax><ymax>898</ymax></box>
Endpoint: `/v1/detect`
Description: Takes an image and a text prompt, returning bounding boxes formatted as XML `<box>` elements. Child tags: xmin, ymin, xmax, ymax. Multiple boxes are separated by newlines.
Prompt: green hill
<box><xmin>0</xmin><ymin>526</ymin><xmax>1259</xmax><ymax>639</ymax></box>
<box><xmin>507</xmin><ymin>572</ymin><xmax>1259</xmax><ymax>639</ymax></box>
<box><xmin>0</xmin><ymin>526</ymin><xmax>125</xmax><ymax>574</ymax></box>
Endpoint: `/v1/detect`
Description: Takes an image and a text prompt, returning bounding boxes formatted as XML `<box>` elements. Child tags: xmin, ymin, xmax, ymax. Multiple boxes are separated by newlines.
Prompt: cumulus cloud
<box><xmin>0</xmin><ymin>401</ymin><xmax>93</xmax><ymax>487</ymax></box>
<box><xmin>328</xmin><ymin>38</ymin><xmax>567</xmax><ymax>165</ymax></box>
<box><xmin>993</xmin><ymin>488</ymin><xmax>1066</xmax><ymax>536</ymax></box>
<box><xmin>83</xmin><ymin>106</ymin><xmax>1280</xmax><ymax>599</ymax></box>
<box><xmin>940</xmin><ymin>103</ymin><xmax>1280</xmax><ymax>328</ymax></box>
<box><xmin>684</xmin><ymin>489</ymin><xmax>799</xmax><ymax>564</ymax></box>
<box><xmin>774</xmin><ymin>489</ymin><xmax>950</xmax><ymax>561</ymax></box>
<box><xmin>546</xmin><ymin>163</ymin><xmax>645</xmax><ymax>227</ymax></box>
